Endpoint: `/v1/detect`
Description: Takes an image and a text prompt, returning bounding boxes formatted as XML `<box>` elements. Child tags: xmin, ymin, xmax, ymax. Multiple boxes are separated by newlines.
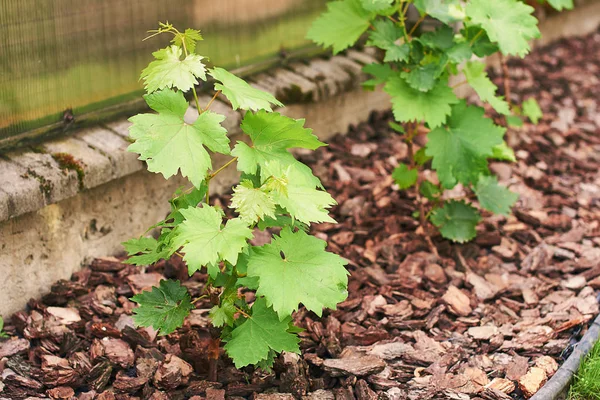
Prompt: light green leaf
<box><xmin>224</xmin><ymin>298</ymin><xmax>300</xmax><ymax>368</ymax></box>
<box><xmin>307</xmin><ymin>0</ymin><xmax>373</xmax><ymax>54</ymax></box>
<box><xmin>122</xmin><ymin>237</ymin><xmax>170</xmax><ymax>266</ymax></box>
<box><xmin>209</xmin><ymin>67</ymin><xmax>283</xmax><ymax>111</ymax></box>
<box><xmin>360</xmin><ymin>0</ymin><xmax>393</xmax><ymax>12</ymax></box>
<box><xmin>447</xmin><ymin>42</ymin><xmax>473</xmax><ymax>63</ymax></box>
<box><xmin>247</xmin><ymin>228</ymin><xmax>348</xmax><ymax>320</ymax></box>
<box><xmin>474</xmin><ymin>175</ymin><xmax>518</xmax><ymax>215</ymax></box>
<box><xmin>426</xmin><ymin>101</ymin><xmax>505</xmax><ymax>188</ymax></box>
<box><xmin>463</xmin><ymin>61</ymin><xmax>510</xmax><ymax>115</ymax></box>
<box><xmin>362</xmin><ymin>63</ymin><xmax>394</xmax><ymax>90</ymax></box>
<box><xmin>506</xmin><ymin>115</ymin><xmax>524</xmax><ymax>127</ymax></box>
<box><xmin>232</xmin><ymin>110</ymin><xmax>325</xmax><ymax>182</ymax></box>
<box><xmin>547</xmin><ymin>0</ymin><xmax>573</xmax><ymax>11</ymax></box>
<box><xmin>466</xmin><ymin>0</ymin><xmax>540</xmax><ymax>57</ymax></box>
<box><xmin>230</xmin><ymin>180</ymin><xmax>277</xmax><ymax>223</ymax></box>
<box><xmin>420</xmin><ymin>180</ymin><xmax>442</xmax><ymax>200</ymax></box>
<box><xmin>492</xmin><ymin>142</ymin><xmax>516</xmax><ymax>162</ymax></box>
<box><xmin>261</xmin><ymin>162</ymin><xmax>337</xmax><ymax>225</ymax></box>
<box><xmin>414</xmin><ymin>0</ymin><xmax>466</xmax><ymax>24</ymax></box>
<box><xmin>131</xmin><ymin>280</ymin><xmax>193</xmax><ymax>335</ymax></box>
<box><xmin>419</xmin><ymin>25</ymin><xmax>455</xmax><ymax>50</ymax></box>
<box><xmin>392</xmin><ymin>164</ymin><xmax>418</xmax><ymax>189</ymax></box>
<box><xmin>209</xmin><ymin>302</ymin><xmax>236</xmax><ymax>328</ymax></box>
<box><xmin>401</xmin><ymin>64</ymin><xmax>439</xmax><ymax>92</ymax></box>
<box><xmin>172</xmin><ymin>28</ymin><xmax>203</xmax><ymax>54</ymax></box>
<box><xmin>128</xmin><ymin>90</ymin><xmax>229</xmax><ymax>188</ymax></box>
<box><xmin>140</xmin><ymin>45</ymin><xmax>206</xmax><ymax>93</ymax></box>
<box><xmin>522</xmin><ymin>98</ymin><xmax>543</xmax><ymax>124</ymax></box>
<box><xmin>172</xmin><ymin>206</ymin><xmax>253</xmax><ymax>276</ymax></box>
<box><xmin>430</xmin><ymin>201</ymin><xmax>481</xmax><ymax>243</ymax></box>
<box><xmin>367</xmin><ymin>20</ymin><xmax>409</xmax><ymax>63</ymax></box>
<box><xmin>385</xmin><ymin>74</ymin><xmax>459</xmax><ymax>128</ymax></box>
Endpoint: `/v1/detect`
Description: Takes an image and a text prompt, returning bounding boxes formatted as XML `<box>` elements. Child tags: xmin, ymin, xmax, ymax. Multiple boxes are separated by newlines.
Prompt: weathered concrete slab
<box><xmin>0</xmin><ymin>159</ymin><xmax>45</xmax><ymax>220</ymax></box>
<box><xmin>6</xmin><ymin>150</ymin><xmax>79</xmax><ymax>205</ymax></box>
<box><xmin>75</xmin><ymin>127</ymin><xmax>143</xmax><ymax>179</ymax></box>
<box><xmin>41</xmin><ymin>137</ymin><xmax>114</xmax><ymax>189</ymax></box>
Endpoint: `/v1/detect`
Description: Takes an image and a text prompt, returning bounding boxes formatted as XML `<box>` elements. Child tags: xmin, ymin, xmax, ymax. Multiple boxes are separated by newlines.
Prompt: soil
<box><xmin>1</xmin><ymin>29</ymin><xmax>600</xmax><ymax>400</ymax></box>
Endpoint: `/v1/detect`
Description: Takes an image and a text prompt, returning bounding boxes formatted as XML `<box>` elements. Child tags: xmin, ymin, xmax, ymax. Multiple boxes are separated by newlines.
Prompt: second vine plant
<box><xmin>123</xmin><ymin>23</ymin><xmax>348</xmax><ymax>374</ymax></box>
<box><xmin>308</xmin><ymin>0</ymin><xmax>564</xmax><ymax>245</ymax></box>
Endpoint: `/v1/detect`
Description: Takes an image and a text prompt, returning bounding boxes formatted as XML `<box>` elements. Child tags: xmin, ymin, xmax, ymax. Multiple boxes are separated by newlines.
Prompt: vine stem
<box><xmin>234</xmin><ymin>306</ymin><xmax>251</xmax><ymax>319</ymax></box>
<box><xmin>203</xmin><ymin>90</ymin><xmax>222</xmax><ymax>113</ymax></box>
<box><xmin>407</xmin><ymin>122</ymin><xmax>439</xmax><ymax>258</ymax></box>
<box><xmin>208</xmin><ymin>157</ymin><xmax>238</xmax><ymax>181</ymax></box>
<box><xmin>205</xmin><ymin>156</ymin><xmax>239</xmax><ymax>204</ymax></box>
<box><xmin>469</xmin><ymin>29</ymin><xmax>484</xmax><ymax>46</ymax></box>
<box><xmin>451</xmin><ymin>80</ymin><xmax>468</xmax><ymax>89</ymax></box>
<box><xmin>408</xmin><ymin>14</ymin><xmax>426</xmax><ymax>37</ymax></box>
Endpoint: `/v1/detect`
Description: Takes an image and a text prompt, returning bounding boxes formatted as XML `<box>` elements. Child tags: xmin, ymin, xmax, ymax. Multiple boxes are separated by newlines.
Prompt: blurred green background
<box><xmin>0</xmin><ymin>0</ymin><xmax>326</xmax><ymax>145</ymax></box>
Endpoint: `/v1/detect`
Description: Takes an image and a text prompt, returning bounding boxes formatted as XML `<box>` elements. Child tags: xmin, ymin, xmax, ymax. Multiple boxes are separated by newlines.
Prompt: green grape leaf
<box><xmin>463</xmin><ymin>26</ymin><xmax>499</xmax><ymax>57</ymax></box>
<box><xmin>414</xmin><ymin>147</ymin><xmax>432</xmax><ymax>166</ymax></box>
<box><xmin>360</xmin><ymin>0</ymin><xmax>393</xmax><ymax>12</ymax></box>
<box><xmin>232</xmin><ymin>110</ymin><xmax>325</xmax><ymax>177</ymax></box>
<box><xmin>385</xmin><ymin>74</ymin><xmax>459</xmax><ymax>128</ymax></box>
<box><xmin>430</xmin><ymin>201</ymin><xmax>481</xmax><ymax>243</ymax></box>
<box><xmin>522</xmin><ymin>98</ymin><xmax>543</xmax><ymax>124</ymax></box>
<box><xmin>426</xmin><ymin>101</ymin><xmax>505</xmax><ymax>188</ymax></box>
<box><xmin>366</xmin><ymin>20</ymin><xmax>409</xmax><ymax>63</ymax></box>
<box><xmin>172</xmin><ymin>206</ymin><xmax>253</xmax><ymax>276</ymax></box>
<box><xmin>419</xmin><ymin>25</ymin><xmax>455</xmax><ymax>51</ymax></box>
<box><xmin>230</xmin><ymin>180</ymin><xmax>277</xmax><ymax>223</ymax></box>
<box><xmin>247</xmin><ymin>228</ymin><xmax>348</xmax><ymax>320</ymax></box>
<box><xmin>307</xmin><ymin>0</ymin><xmax>374</xmax><ymax>54</ymax></box>
<box><xmin>463</xmin><ymin>61</ymin><xmax>510</xmax><ymax>115</ymax></box>
<box><xmin>262</xmin><ymin>161</ymin><xmax>336</xmax><ymax>225</ymax></box>
<box><xmin>466</xmin><ymin>0</ymin><xmax>540</xmax><ymax>57</ymax></box>
<box><xmin>420</xmin><ymin>180</ymin><xmax>442</xmax><ymax>200</ymax></box>
<box><xmin>547</xmin><ymin>0</ymin><xmax>573</xmax><ymax>11</ymax></box>
<box><xmin>131</xmin><ymin>280</ymin><xmax>193</xmax><ymax>335</ymax></box>
<box><xmin>168</xmin><ymin>184</ymin><xmax>208</xmax><ymax>224</ymax></box>
<box><xmin>474</xmin><ymin>175</ymin><xmax>518</xmax><ymax>215</ymax></box>
<box><xmin>492</xmin><ymin>142</ymin><xmax>516</xmax><ymax>162</ymax></box>
<box><xmin>172</xmin><ymin>28</ymin><xmax>203</xmax><ymax>54</ymax></box>
<box><xmin>367</xmin><ymin>19</ymin><xmax>402</xmax><ymax>49</ymax></box>
<box><xmin>209</xmin><ymin>67</ymin><xmax>283</xmax><ymax>111</ymax></box>
<box><xmin>414</xmin><ymin>0</ymin><xmax>466</xmax><ymax>24</ymax></box>
<box><xmin>122</xmin><ymin>237</ymin><xmax>170</xmax><ymax>265</ymax></box>
<box><xmin>223</xmin><ymin>298</ymin><xmax>300</xmax><ymax>368</ymax></box>
<box><xmin>362</xmin><ymin>63</ymin><xmax>394</xmax><ymax>90</ymax></box>
<box><xmin>392</xmin><ymin>164</ymin><xmax>418</xmax><ymax>189</ymax></box>
<box><xmin>128</xmin><ymin>90</ymin><xmax>229</xmax><ymax>188</ymax></box>
<box><xmin>209</xmin><ymin>302</ymin><xmax>236</xmax><ymax>328</ymax></box>
<box><xmin>401</xmin><ymin>64</ymin><xmax>439</xmax><ymax>92</ymax></box>
<box><xmin>384</xmin><ymin>44</ymin><xmax>410</xmax><ymax>62</ymax></box>
<box><xmin>447</xmin><ymin>42</ymin><xmax>473</xmax><ymax>64</ymax></box>
<box><xmin>0</xmin><ymin>317</ymin><xmax>7</xmax><ymax>338</ymax></box>
<box><xmin>506</xmin><ymin>115</ymin><xmax>524</xmax><ymax>127</ymax></box>
<box><xmin>140</xmin><ymin>45</ymin><xmax>206</xmax><ymax>93</ymax></box>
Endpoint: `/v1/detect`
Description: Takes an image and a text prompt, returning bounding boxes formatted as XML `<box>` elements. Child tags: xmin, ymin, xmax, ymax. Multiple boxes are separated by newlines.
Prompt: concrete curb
<box><xmin>0</xmin><ymin>49</ymin><xmax>384</xmax><ymax>224</ymax></box>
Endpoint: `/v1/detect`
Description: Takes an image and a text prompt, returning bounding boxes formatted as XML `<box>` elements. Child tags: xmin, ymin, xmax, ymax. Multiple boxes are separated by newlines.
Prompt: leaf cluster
<box><xmin>124</xmin><ymin>23</ymin><xmax>348</xmax><ymax>369</ymax></box>
<box><xmin>307</xmin><ymin>0</ymin><xmax>551</xmax><ymax>242</ymax></box>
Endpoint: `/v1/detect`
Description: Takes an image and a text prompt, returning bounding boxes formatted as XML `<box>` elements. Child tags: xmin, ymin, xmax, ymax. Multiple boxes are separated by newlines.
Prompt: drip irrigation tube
<box><xmin>531</xmin><ymin>313</ymin><xmax>600</xmax><ymax>400</ymax></box>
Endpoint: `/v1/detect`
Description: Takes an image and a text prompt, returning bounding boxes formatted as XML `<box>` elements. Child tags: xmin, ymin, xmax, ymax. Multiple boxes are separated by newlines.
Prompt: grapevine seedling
<box><xmin>308</xmin><ymin>0</ymin><xmax>559</xmax><ymax>245</ymax></box>
<box><xmin>124</xmin><ymin>22</ymin><xmax>348</xmax><ymax>377</ymax></box>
